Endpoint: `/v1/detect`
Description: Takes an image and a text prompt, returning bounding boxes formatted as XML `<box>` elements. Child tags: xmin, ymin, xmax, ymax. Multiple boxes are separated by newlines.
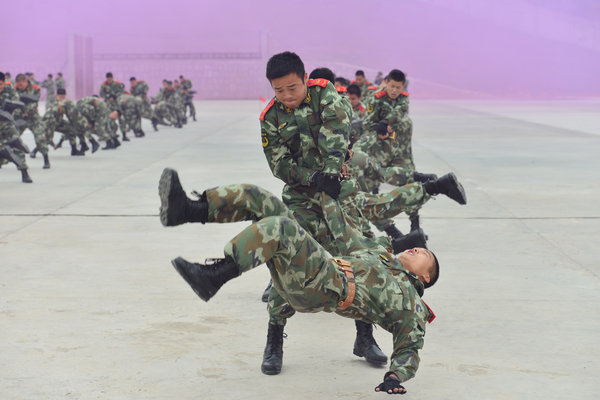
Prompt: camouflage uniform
<box><xmin>0</xmin><ymin>83</ymin><xmax>29</xmax><ymax>171</ymax></box>
<box><xmin>13</xmin><ymin>82</ymin><xmax>49</xmax><ymax>156</ymax></box>
<box><xmin>76</xmin><ymin>97</ymin><xmax>117</xmax><ymax>143</ymax></box>
<box><xmin>130</xmin><ymin>80</ymin><xmax>154</xmax><ymax>120</ymax></box>
<box><xmin>180</xmin><ymin>78</ymin><xmax>196</xmax><ymax>119</ymax></box>
<box><xmin>42</xmin><ymin>99</ymin><xmax>89</xmax><ymax>147</ymax></box>
<box><xmin>99</xmin><ymin>80</ymin><xmax>125</xmax><ymax>136</ymax></box>
<box><xmin>55</xmin><ymin>76</ymin><xmax>66</xmax><ymax>90</ymax></box>
<box><xmin>350</xmin><ymin>102</ymin><xmax>367</xmax><ymax>143</ymax></box>
<box><xmin>153</xmin><ymin>87</ymin><xmax>179</xmax><ymax>126</ymax></box>
<box><xmin>115</xmin><ymin>94</ymin><xmax>142</xmax><ymax>134</ymax></box>
<box><xmin>201</xmin><ymin>183</ymin><xmax>434</xmax><ymax>384</ymax></box>
<box><xmin>40</xmin><ymin>79</ymin><xmax>57</xmax><ymax>108</ymax></box>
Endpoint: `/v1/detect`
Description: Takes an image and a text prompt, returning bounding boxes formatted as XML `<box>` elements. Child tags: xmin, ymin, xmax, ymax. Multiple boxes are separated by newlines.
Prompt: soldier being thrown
<box><xmin>158</xmin><ymin>167</ymin><xmax>446</xmax><ymax>395</ymax></box>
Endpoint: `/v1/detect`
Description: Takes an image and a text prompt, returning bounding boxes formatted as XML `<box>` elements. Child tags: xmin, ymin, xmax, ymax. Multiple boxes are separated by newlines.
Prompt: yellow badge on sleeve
<box><xmin>367</xmin><ymin>104</ymin><xmax>374</xmax><ymax>113</ymax></box>
<box><xmin>262</xmin><ymin>134</ymin><xmax>269</xmax><ymax>148</ymax></box>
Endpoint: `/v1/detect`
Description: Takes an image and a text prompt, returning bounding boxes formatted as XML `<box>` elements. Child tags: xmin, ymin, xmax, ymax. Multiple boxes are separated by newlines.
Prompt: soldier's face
<box><xmin>131</xmin><ymin>80</ymin><xmax>137</xmax><ymax>87</ymax></box>
<box><xmin>110</xmin><ymin>111</ymin><xmax>119</xmax><ymax>120</ymax></box>
<box><xmin>387</xmin><ymin>80</ymin><xmax>405</xmax><ymax>99</ymax></box>
<box><xmin>355</xmin><ymin>75</ymin><xmax>365</xmax><ymax>85</ymax></box>
<box><xmin>57</xmin><ymin>94</ymin><xmax>66</xmax><ymax>101</ymax></box>
<box><xmin>398</xmin><ymin>248</ymin><xmax>435</xmax><ymax>285</ymax></box>
<box><xmin>270</xmin><ymin>72</ymin><xmax>308</xmax><ymax>110</ymax></box>
<box><xmin>107</xmin><ymin>77</ymin><xmax>114</xmax><ymax>84</ymax></box>
<box><xmin>16</xmin><ymin>80</ymin><xmax>27</xmax><ymax>90</ymax></box>
<box><xmin>348</xmin><ymin>94</ymin><xmax>361</xmax><ymax>108</ymax></box>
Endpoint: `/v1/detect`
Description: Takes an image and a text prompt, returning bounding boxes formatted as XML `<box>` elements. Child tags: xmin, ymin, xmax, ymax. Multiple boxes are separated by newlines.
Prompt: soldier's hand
<box><xmin>312</xmin><ymin>172</ymin><xmax>341</xmax><ymax>200</ymax></box>
<box><xmin>374</xmin><ymin>374</ymin><xmax>406</xmax><ymax>395</ymax></box>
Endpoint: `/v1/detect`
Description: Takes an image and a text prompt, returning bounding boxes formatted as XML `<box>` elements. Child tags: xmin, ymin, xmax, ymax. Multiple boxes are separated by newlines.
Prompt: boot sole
<box><xmin>447</xmin><ymin>173</ymin><xmax>467</xmax><ymax>205</ymax></box>
<box><xmin>261</xmin><ymin>365</ymin><xmax>282</xmax><ymax>375</ymax></box>
<box><xmin>158</xmin><ymin>168</ymin><xmax>185</xmax><ymax>227</ymax></box>
<box><xmin>171</xmin><ymin>257</ymin><xmax>214</xmax><ymax>302</ymax></box>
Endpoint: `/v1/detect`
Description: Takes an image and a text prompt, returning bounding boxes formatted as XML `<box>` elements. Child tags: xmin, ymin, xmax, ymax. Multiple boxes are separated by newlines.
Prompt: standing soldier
<box><xmin>55</xmin><ymin>73</ymin><xmax>66</xmax><ymax>90</ymax></box>
<box><xmin>0</xmin><ymin>72</ymin><xmax>33</xmax><ymax>182</ymax></box>
<box><xmin>346</xmin><ymin>84</ymin><xmax>366</xmax><ymax>143</ymax></box>
<box><xmin>99</xmin><ymin>72</ymin><xmax>127</xmax><ymax>141</ymax></box>
<box><xmin>259</xmin><ymin>52</ymin><xmax>388</xmax><ymax>375</ymax></box>
<box><xmin>179</xmin><ymin>75</ymin><xmax>196</xmax><ymax>121</ymax></box>
<box><xmin>40</xmin><ymin>74</ymin><xmax>57</xmax><ymax>108</ymax></box>
<box><xmin>13</xmin><ymin>74</ymin><xmax>50</xmax><ymax>169</ymax></box>
<box><xmin>76</xmin><ymin>96</ymin><xmax>121</xmax><ymax>150</ymax></box>
<box><xmin>26</xmin><ymin>72</ymin><xmax>40</xmax><ymax>86</ymax></box>
<box><xmin>173</xmin><ymin>80</ymin><xmax>187</xmax><ymax>125</ymax></box>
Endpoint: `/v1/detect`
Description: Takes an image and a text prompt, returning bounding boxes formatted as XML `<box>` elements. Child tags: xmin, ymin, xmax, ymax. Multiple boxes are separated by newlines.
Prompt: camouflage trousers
<box><xmin>0</xmin><ymin>121</ymin><xmax>28</xmax><ymax>170</ymax></box>
<box><xmin>204</xmin><ymin>184</ymin><xmax>345</xmax><ymax>314</ymax></box>
<box><xmin>155</xmin><ymin>101</ymin><xmax>178</xmax><ymax>125</ymax></box>
<box><xmin>119</xmin><ymin>97</ymin><xmax>142</xmax><ymax>134</ymax></box>
<box><xmin>18</xmin><ymin>114</ymin><xmax>48</xmax><ymax>156</ymax></box>
<box><xmin>138</xmin><ymin>96</ymin><xmax>155</xmax><ymax>121</ymax></box>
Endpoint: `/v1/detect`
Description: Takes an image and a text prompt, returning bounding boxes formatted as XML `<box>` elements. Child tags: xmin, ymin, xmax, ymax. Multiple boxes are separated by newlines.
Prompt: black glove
<box><xmin>376</xmin><ymin>120</ymin><xmax>389</xmax><ymax>136</ymax></box>
<box><xmin>312</xmin><ymin>172</ymin><xmax>341</xmax><ymax>200</ymax></box>
<box><xmin>374</xmin><ymin>375</ymin><xmax>406</xmax><ymax>395</ymax></box>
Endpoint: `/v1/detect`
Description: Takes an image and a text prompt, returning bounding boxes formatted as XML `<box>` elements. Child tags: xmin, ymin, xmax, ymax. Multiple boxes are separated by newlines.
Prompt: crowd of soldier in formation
<box><xmin>0</xmin><ymin>71</ymin><xmax>196</xmax><ymax>183</ymax></box>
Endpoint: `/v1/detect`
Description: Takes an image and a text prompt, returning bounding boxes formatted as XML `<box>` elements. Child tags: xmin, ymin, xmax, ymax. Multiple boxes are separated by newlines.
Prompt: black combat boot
<box><xmin>42</xmin><ymin>153</ymin><xmax>50</xmax><ymax>169</ymax></box>
<box><xmin>21</xmin><ymin>169</ymin><xmax>33</xmax><ymax>183</ymax></box>
<box><xmin>261</xmin><ymin>323</ymin><xmax>284</xmax><ymax>375</ymax></box>
<box><xmin>29</xmin><ymin>148</ymin><xmax>37</xmax><ymax>158</ymax></box>
<box><xmin>423</xmin><ymin>172</ymin><xmax>467</xmax><ymax>205</ymax></box>
<box><xmin>151</xmin><ymin>117</ymin><xmax>159</xmax><ymax>131</ymax></box>
<box><xmin>353</xmin><ymin>321</ymin><xmax>388</xmax><ymax>366</ymax></box>
<box><xmin>261</xmin><ymin>280</ymin><xmax>272</xmax><ymax>303</ymax></box>
<box><xmin>392</xmin><ymin>229</ymin><xmax>428</xmax><ymax>254</ymax></box>
<box><xmin>384</xmin><ymin>223</ymin><xmax>403</xmax><ymax>239</ymax></box>
<box><xmin>113</xmin><ymin>138</ymin><xmax>121</xmax><ymax>148</ymax></box>
<box><xmin>80</xmin><ymin>140</ymin><xmax>89</xmax><ymax>154</ymax></box>
<box><xmin>412</xmin><ymin>171</ymin><xmax>438</xmax><ymax>183</ymax></box>
<box><xmin>192</xmin><ymin>114</ymin><xmax>196</xmax><ymax>122</ymax></box>
<box><xmin>90</xmin><ymin>138</ymin><xmax>100</xmax><ymax>153</ymax></box>
<box><xmin>158</xmin><ymin>168</ymin><xmax>208</xmax><ymax>227</ymax></box>
<box><xmin>135</xmin><ymin>129</ymin><xmax>145</xmax><ymax>137</ymax></box>
<box><xmin>101</xmin><ymin>140</ymin><xmax>114</xmax><ymax>150</ymax></box>
<box><xmin>0</xmin><ymin>146</ymin><xmax>25</xmax><ymax>169</ymax></box>
<box><xmin>71</xmin><ymin>143</ymin><xmax>84</xmax><ymax>156</ymax></box>
<box><xmin>171</xmin><ymin>256</ymin><xmax>241</xmax><ymax>302</ymax></box>
<box><xmin>122</xmin><ymin>133</ymin><xmax>130</xmax><ymax>142</ymax></box>
<box><xmin>55</xmin><ymin>137</ymin><xmax>64</xmax><ymax>149</ymax></box>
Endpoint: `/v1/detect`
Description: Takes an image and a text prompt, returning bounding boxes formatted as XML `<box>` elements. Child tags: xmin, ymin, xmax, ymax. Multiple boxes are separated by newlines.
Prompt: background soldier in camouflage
<box><xmin>5</xmin><ymin>72</ymin><xmax>13</xmax><ymax>85</ymax></box>
<box><xmin>76</xmin><ymin>96</ymin><xmax>121</xmax><ymax>150</ymax></box>
<box><xmin>55</xmin><ymin>73</ymin><xmax>65</xmax><ymax>90</ymax></box>
<box><xmin>158</xmin><ymin>168</ymin><xmax>441</xmax><ymax>396</ymax></box>
<box><xmin>99</xmin><ymin>72</ymin><xmax>126</xmax><ymax>141</ymax></box>
<box><xmin>179</xmin><ymin>75</ymin><xmax>196</xmax><ymax>121</ymax></box>
<box><xmin>13</xmin><ymin>74</ymin><xmax>50</xmax><ymax>169</ymax></box>
<box><xmin>347</xmin><ymin>83</ymin><xmax>366</xmax><ymax>143</ymax></box>
<box><xmin>115</xmin><ymin>93</ymin><xmax>144</xmax><ymax>139</ymax></box>
<box><xmin>0</xmin><ymin>72</ymin><xmax>33</xmax><ymax>182</ymax></box>
<box><xmin>351</xmin><ymin>70</ymin><xmax>373</xmax><ymax>97</ymax></box>
<box><xmin>130</xmin><ymin>77</ymin><xmax>160</xmax><ymax>131</ymax></box>
<box><xmin>40</xmin><ymin>74</ymin><xmax>57</xmax><ymax>108</ymax></box>
<box><xmin>153</xmin><ymin>80</ymin><xmax>181</xmax><ymax>128</ymax></box>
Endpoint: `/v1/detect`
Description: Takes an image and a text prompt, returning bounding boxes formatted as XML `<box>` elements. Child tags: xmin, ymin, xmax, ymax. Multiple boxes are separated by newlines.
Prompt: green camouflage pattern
<box><xmin>55</xmin><ymin>76</ymin><xmax>66</xmax><ymax>90</ymax></box>
<box><xmin>130</xmin><ymin>81</ymin><xmax>155</xmax><ymax>120</ymax></box>
<box><xmin>40</xmin><ymin>79</ymin><xmax>57</xmax><ymax>107</ymax></box>
<box><xmin>198</xmin><ymin>183</ymin><xmax>432</xmax><ymax>383</ymax></box>
<box><xmin>116</xmin><ymin>94</ymin><xmax>142</xmax><ymax>134</ymax></box>
<box><xmin>13</xmin><ymin>83</ymin><xmax>48</xmax><ymax>156</ymax></box>
<box><xmin>76</xmin><ymin>97</ymin><xmax>116</xmax><ymax>141</ymax></box>
<box><xmin>42</xmin><ymin>99</ymin><xmax>89</xmax><ymax>146</ymax></box>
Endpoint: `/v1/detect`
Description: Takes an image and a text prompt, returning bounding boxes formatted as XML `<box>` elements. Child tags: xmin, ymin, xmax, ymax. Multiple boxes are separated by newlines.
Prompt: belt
<box><xmin>334</xmin><ymin>258</ymin><xmax>355</xmax><ymax>310</ymax></box>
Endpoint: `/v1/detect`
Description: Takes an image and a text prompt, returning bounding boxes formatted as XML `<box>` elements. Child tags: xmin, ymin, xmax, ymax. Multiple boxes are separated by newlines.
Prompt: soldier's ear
<box><xmin>422</xmin><ymin>272</ymin><xmax>431</xmax><ymax>284</ymax></box>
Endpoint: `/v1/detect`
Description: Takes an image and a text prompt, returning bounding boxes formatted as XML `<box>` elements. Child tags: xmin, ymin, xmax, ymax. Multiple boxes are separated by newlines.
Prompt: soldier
<box><xmin>40</xmin><ymin>74</ymin><xmax>57</xmax><ymax>108</ymax></box>
<box><xmin>55</xmin><ymin>73</ymin><xmax>66</xmax><ymax>90</ymax></box>
<box><xmin>13</xmin><ymin>74</ymin><xmax>50</xmax><ymax>169</ymax></box>
<box><xmin>76</xmin><ymin>96</ymin><xmax>121</xmax><ymax>150</ymax></box>
<box><xmin>179</xmin><ymin>75</ymin><xmax>196</xmax><ymax>122</ymax></box>
<box><xmin>347</xmin><ymin>84</ymin><xmax>366</xmax><ymax>143</ymax></box>
<box><xmin>173</xmin><ymin>80</ymin><xmax>187</xmax><ymax>125</ymax></box>
<box><xmin>154</xmin><ymin>80</ymin><xmax>183</xmax><ymax>128</ymax></box>
<box><xmin>0</xmin><ymin>72</ymin><xmax>33</xmax><ymax>182</ymax></box>
<box><xmin>116</xmin><ymin>93</ymin><xmax>144</xmax><ymax>139</ymax></box>
<box><xmin>130</xmin><ymin>77</ymin><xmax>160</xmax><ymax>131</ymax></box>
<box><xmin>260</xmin><ymin>52</ymin><xmax>392</xmax><ymax>374</ymax></box>
<box><xmin>26</xmin><ymin>72</ymin><xmax>40</xmax><ymax>86</ymax></box>
<box><xmin>374</xmin><ymin>71</ymin><xmax>384</xmax><ymax>86</ymax></box>
<box><xmin>158</xmin><ymin>168</ymin><xmax>444</xmax><ymax>396</ymax></box>
<box><xmin>99</xmin><ymin>72</ymin><xmax>126</xmax><ymax>141</ymax></box>
<box><xmin>5</xmin><ymin>72</ymin><xmax>13</xmax><ymax>85</ymax></box>
<box><xmin>352</xmin><ymin>70</ymin><xmax>373</xmax><ymax>97</ymax></box>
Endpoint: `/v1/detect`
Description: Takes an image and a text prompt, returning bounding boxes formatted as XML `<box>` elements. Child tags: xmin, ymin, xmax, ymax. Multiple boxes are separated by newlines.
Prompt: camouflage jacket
<box><xmin>0</xmin><ymin>83</ymin><xmax>19</xmax><ymax>109</ymax></box>
<box><xmin>13</xmin><ymin>82</ymin><xmax>41</xmax><ymax>119</ymax></box>
<box><xmin>55</xmin><ymin>77</ymin><xmax>66</xmax><ymax>90</ymax></box>
<box><xmin>364</xmin><ymin>90</ymin><xmax>410</xmax><ymax>132</ymax></box>
<box><xmin>40</xmin><ymin>79</ymin><xmax>56</xmax><ymax>97</ymax></box>
<box><xmin>77</xmin><ymin>97</ymin><xmax>110</xmax><ymax>130</ymax></box>
<box><xmin>336</xmin><ymin>250</ymin><xmax>434</xmax><ymax>383</ymax></box>
<box><xmin>153</xmin><ymin>87</ymin><xmax>176</xmax><ymax>103</ymax></box>
<box><xmin>181</xmin><ymin>79</ymin><xmax>192</xmax><ymax>91</ymax></box>
<box><xmin>130</xmin><ymin>81</ymin><xmax>149</xmax><ymax>98</ymax></box>
<box><xmin>43</xmin><ymin>99</ymin><xmax>88</xmax><ymax>135</ymax></box>
<box><xmin>99</xmin><ymin>80</ymin><xmax>125</xmax><ymax>101</ymax></box>
<box><xmin>260</xmin><ymin>79</ymin><xmax>350</xmax><ymax>188</ymax></box>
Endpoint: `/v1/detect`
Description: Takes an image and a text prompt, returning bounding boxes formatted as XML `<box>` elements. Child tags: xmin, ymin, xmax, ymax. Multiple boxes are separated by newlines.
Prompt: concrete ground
<box><xmin>1</xmin><ymin>100</ymin><xmax>599</xmax><ymax>399</ymax></box>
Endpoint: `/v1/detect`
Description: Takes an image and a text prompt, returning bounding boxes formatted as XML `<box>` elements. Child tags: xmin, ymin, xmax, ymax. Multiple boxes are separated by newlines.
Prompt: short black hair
<box><xmin>309</xmin><ymin>67</ymin><xmax>335</xmax><ymax>82</ymax></box>
<box><xmin>266</xmin><ymin>51</ymin><xmax>305</xmax><ymax>82</ymax></box>
<box><xmin>424</xmin><ymin>251</ymin><xmax>440</xmax><ymax>289</ymax></box>
<box><xmin>0</xmin><ymin>72</ymin><xmax>4</xmax><ymax>81</ymax></box>
<box><xmin>47</xmin><ymin>73</ymin><xmax>53</xmax><ymax>78</ymax></box>
<box><xmin>15</xmin><ymin>74</ymin><xmax>27</xmax><ymax>82</ymax></box>
<box><xmin>355</xmin><ymin>70</ymin><xmax>365</xmax><ymax>77</ymax></box>
<box><xmin>57</xmin><ymin>73</ymin><xmax>62</xmax><ymax>77</ymax></box>
<box><xmin>130</xmin><ymin>77</ymin><xmax>136</xmax><ymax>81</ymax></box>
<box><xmin>387</xmin><ymin>69</ymin><xmax>406</xmax><ymax>83</ymax></box>
<box><xmin>347</xmin><ymin>84</ymin><xmax>361</xmax><ymax>97</ymax></box>
<box><xmin>106</xmin><ymin>72</ymin><xmax>113</xmax><ymax>78</ymax></box>
<box><xmin>334</xmin><ymin>77</ymin><xmax>349</xmax><ymax>87</ymax></box>
<box><xmin>179</xmin><ymin>75</ymin><xmax>184</xmax><ymax>79</ymax></box>
<box><xmin>5</xmin><ymin>72</ymin><xmax>11</xmax><ymax>76</ymax></box>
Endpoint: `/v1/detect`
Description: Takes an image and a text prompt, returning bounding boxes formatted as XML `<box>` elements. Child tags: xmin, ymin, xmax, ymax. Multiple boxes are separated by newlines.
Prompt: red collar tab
<box><xmin>336</xmin><ymin>86</ymin><xmax>347</xmax><ymax>93</ymax></box>
<box><xmin>375</xmin><ymin>90</ymin><xmax>387</xmax><ymax>99</ymax></box>
<box><xmin>307</xmin><ymin>78</ymin><xmax>328</xmax><ymax>88</ymax></box>
<box><xmin>259</xmin><ymin>98</ymin><xmax>276</xmax><ymax>121</ymax></box>
<box><xmin>422</xmin><ymin>300</ymin><xmax>436</xmax><ymax>323</ymax></box>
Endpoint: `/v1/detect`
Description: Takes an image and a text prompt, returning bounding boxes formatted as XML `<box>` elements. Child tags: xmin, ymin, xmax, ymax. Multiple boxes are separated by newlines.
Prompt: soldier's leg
<box><xmin>358</xmin><ymin>183</ymin><xmax>429</xmax><ymax>223</ymax></box>
<box><xmin>28</xmin><ymin>116</ymin><xmax>51</xmax><ymax>168</ymax></box>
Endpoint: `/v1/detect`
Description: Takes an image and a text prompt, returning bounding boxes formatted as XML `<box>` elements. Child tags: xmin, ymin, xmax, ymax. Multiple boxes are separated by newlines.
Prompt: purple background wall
<box><xmin>2</xmin><ymin>0</ymin><xmax>599</xmax><ymax>100</ymax></box>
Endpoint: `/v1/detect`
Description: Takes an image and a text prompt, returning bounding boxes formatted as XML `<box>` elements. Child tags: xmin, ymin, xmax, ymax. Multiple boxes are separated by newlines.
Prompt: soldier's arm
<box><xmin>261</xmin><ymin>113</ymin><xmax>315</xmax><ymax>186</ymax></box>
<box><xmin>99</xmin><ymin>85</ymin><xmax>108</xmax><ymax>99</ymax></box>
<box><xmin>387</xmin><ymin>313</ymin><xmax>426</xmax><ymax>383</ymax></box>
<box><xmin>317</xmin><ymin>85</ymin><xmax>350</xmax><ymax>175</ymax></box>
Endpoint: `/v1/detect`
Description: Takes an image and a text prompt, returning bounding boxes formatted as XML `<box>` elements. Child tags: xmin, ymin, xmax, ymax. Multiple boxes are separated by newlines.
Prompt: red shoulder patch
<box><xmin>259</xmin><ymin>98</ymin><xmax>276</xmax><ymax>121</ymax></box>
<box><xmin>358</xmin><ymin>104</ymin><xmax>365</xmax><ymax>113</ymax></box>
<box><xmin>400</xmin><ymin>91</ymin><xmax>409</xmax><ymax>97</ymax></box>
<box><xmin>422</xmin><ymin>300</ymin><xmax>435</xmax><ymax>323</ymax></box>
<box><xmin>103</xmin><ymin>81</ymin><xmax>108</xmax><ymax>85</ymax></box>
<box><xmin>375</xmin><ymin>90</ymin><xmax>387</xmax><ymax>99</ymax></box>
<box><xmin>32</xmin><ymin>85</ymin><xmax>40</xmax><ymax>90</ymax></box>
<box><xmin>307</xmin><ymin>78</ymin><xmax>328</xmax><ymax>88</ymax></box>
<box><xmin>367</xmin><ymin>85</ymin><xmax>378</xmax><ymax>90</ymax></box>
<box><xmin>335</xmin><ymin>86</ymin><xmax>347</xmax><ymax>93</ymax></box>
<box><xmin>350</xmin><ymin>80</ymin><xmax>357</xmax><ymax>84</ymax></box>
